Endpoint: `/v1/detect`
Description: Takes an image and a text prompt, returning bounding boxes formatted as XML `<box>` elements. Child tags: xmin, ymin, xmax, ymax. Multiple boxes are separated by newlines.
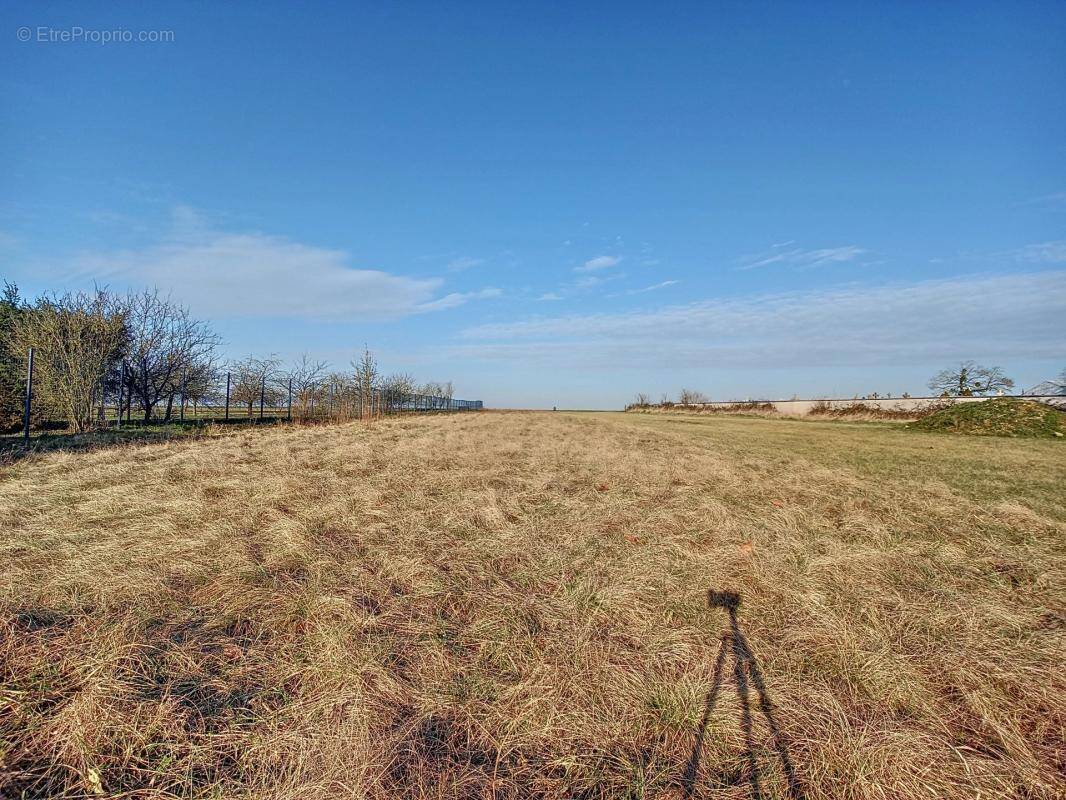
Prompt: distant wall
<box><xmin>683</xmin><ymin>395</ymin><xmax>1066</xmax><ymax>417</ymax></box>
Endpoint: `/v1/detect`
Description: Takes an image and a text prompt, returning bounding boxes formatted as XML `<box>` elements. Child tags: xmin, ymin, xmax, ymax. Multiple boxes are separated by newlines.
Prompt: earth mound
<box><xmin>909</xmin><ymin>397</ymin><xmax>1065</xmax><ymax>438</ymax></box>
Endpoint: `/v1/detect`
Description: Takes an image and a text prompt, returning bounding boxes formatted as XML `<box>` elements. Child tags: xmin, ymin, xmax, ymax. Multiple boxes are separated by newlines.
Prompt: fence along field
<box><xmin>13</xmin><ymin>345</ymin><xmax>482</xmax><ymax>443</ymax></box>
<box><xmin>0</xmin><ymin>286</ymin><xmax>481</xmax><ymax>444</ymax></box>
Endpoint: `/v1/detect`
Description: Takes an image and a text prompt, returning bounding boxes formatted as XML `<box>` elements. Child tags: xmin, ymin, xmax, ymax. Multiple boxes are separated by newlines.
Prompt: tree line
<box><xmin>0</xmin><ymin>282</ymin><xmax>461</xmax><ymax>433</ymax></box>
<box><xmin>630</xmin><ymin>361</ymin><xmax>1065</xmax><ymax>409</ymax></box>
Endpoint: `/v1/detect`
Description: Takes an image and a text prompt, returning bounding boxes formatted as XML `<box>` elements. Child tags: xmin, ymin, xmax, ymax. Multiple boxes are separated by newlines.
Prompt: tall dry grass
<box><xmin>1</xmin><ymin>411</ymin><xmax>1063</xmax><ymax>798</ymax></box>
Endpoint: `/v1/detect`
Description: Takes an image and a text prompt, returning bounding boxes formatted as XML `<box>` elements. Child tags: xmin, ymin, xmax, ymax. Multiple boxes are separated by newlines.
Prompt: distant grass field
<box><xmin>1</xmin><ymin>411</ymin><xmax>1063</xmax><ymax>798</ymax></box>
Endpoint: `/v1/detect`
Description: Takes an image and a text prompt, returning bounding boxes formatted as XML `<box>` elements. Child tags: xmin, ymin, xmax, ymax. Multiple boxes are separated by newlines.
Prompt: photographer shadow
<box><xmin>682</xmin><ymin>590</ymin><xmax>804</xmax><ymax>799</ymax></box>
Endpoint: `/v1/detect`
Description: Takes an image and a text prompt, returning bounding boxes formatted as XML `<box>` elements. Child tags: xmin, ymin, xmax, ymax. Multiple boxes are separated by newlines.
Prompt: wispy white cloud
<box><xmin>51</xmin><ymin>207</ymin><xmax>495</xmax><ymax>321</ymax></box>
<box><xmin>923</xmin><ymin>240</ymin><xmax>1066</xmax><ymax>268</ymax></box>
<box><xmin>446</xmin><ymin>256</ymin><xmax>486</xmax><ymax>272</ymax></box>
<box><xmin>537</xmin><ymin>270</ymin><xmax>625</xmax><ymax>302</ymax></box>
<box><xmin>455</xmin><ymin>272</ymin><xmax>1066</xmax><ymax>369</ymax></box>
<box><xmin>574</xmin><ymin>273</ymin><xmax>624</xmax><ymax>290</ymax></box>
<box><xmin>624</xmin><ymin>280</ymin><xmax>679</xmax><ymax>295</ymax></box>
<box><xmin>1011</xmin><ymin>240</ymin><xmax>1066</xmax><ymax>264</ymax></box>
<box><xmin>1013</xmin><ymin>191</ymin><xmax>1066</xmax><ymax>208</ymax></box>
<box><xmin>576</xmin><ymin>255</ymin><xmax>621</xmax><ymax>272</ymax></box>
<box><xmin>417</xmin><ymin>287</ymin><xmax>501</xmax><ymax>312</ymax></box>
<box><xmin>738</xmin><ymin>244</ymin><xmax>866</xmax><ymax>270</ymax></box>
<box><xmin>83</xmin><ymin>209</ymin><xmax>140</xmax><ymax>227</ymax></box>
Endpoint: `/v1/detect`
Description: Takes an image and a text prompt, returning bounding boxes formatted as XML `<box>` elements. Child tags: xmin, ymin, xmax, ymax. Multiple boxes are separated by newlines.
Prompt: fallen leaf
<box><xmin>87</xmin><ymin>767</ymin><xmax>104</xmax><ymax>796</ymax></box>
<box><xmin>596</xmin><ymin>483</ymin><xmax>609</xmax><ymax>492</ymax></box>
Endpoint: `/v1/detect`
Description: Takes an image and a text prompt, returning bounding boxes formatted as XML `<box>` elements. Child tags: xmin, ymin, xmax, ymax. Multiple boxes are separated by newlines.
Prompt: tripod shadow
<box><xmin>682</xmin><ymin>590</ymin><xmax>804</xmax><ymax>799</ymax></box>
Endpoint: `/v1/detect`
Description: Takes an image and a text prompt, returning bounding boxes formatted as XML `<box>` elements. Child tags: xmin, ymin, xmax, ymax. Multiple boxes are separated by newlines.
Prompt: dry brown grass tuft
<box><xmin>1</xmin><ymin>412</ymin><xmax>1063</xmax><ymax>798</ymax></box>
<box><xmin>628</xmin><ymin>402</ymin><xmax>782</xmax><ymax>419</ymax></box>
<box><xmin>805</xmin><ymin>401</ymin><xmax>924</xmax><ymax>421</ymax></box>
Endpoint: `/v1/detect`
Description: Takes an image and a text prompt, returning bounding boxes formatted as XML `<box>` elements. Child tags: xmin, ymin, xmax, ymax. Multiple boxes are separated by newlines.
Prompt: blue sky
<box><xmin>2</xmin><ymin>1</ymin><xmax>1064</xmax><ymax>408</ymax></box>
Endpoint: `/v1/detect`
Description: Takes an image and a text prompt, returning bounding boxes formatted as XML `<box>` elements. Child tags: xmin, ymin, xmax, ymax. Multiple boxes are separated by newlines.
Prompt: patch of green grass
<box><xmin>0</xmin><ymin>419</ymin><xmax>289</xmax><ymax>464</ymax></box>
<box><xmin>908</xmin><ymin>397</ymin><xmax>1066</xmax><ymax>438</ymax></box>
<box><xmin>609</xmin><ymin>410</ymin><xmax>1066</xmax><ymax>520</ymax></box>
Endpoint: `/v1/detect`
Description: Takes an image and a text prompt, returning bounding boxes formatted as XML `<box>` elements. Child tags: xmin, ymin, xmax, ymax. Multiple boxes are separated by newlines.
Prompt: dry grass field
<box><xmin>1</xmin><ymin>411</ymin><xmax>1063</xmax><ymax>799</ymax></box>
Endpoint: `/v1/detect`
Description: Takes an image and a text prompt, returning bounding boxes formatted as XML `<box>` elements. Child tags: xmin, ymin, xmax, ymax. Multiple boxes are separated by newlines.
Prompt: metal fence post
<box><xmin>140</xmin><ymin>358</ymin><xmax>149</xmax><ymax>423</ymax></box>
<box><xmin>287</xmin><ymin>377</ymin><xmax>293</xmax><ymax>421</ymax></box>
<box><xmin>225</xmin><ymin>372</ymin><xmax>231</xmax><ymax>420</ymax></box>
<box><xmin>117</xmin><ymin>361</ymin><xmax>125</xmax><ymax>430</ymax></box>
<box><xmin>22</xmin><ymin>347</ymin><xmax>34</xmax><ymax>443</ymax></box>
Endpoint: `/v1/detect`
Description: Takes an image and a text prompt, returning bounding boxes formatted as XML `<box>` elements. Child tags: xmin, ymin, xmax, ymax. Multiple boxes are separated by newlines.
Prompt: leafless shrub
<box><xmin>318</xmin><ymin>372</ymin><xmax>347</xmax><ymax>419</ymax></box>
<box><xmin>625</xmin><ymin>393</ymin><xmax>653</xmax><ymax>411</ymax></box>
<box><xmin>286</xmin><ymin>353</ymin><xmax>330</xmax><ymax>418</ymax></box>
<box><xmin>677</xmin><ymin>388</ymin><xmax>709</xmax><ymax>405</ymax></box>
<box><xmin>706</xmin><ymin>401</ymin><xmax>776</xmax><ymax>415</ymax></box>
<box><xmin>7</xmin><ymin>289</ymin><xmax>127</xmax><ymax>432</ymax></box>
<box><xmin>808</xmin><ymin>400</ymin><xmax>951</xmax><ymax>421</ymax></box>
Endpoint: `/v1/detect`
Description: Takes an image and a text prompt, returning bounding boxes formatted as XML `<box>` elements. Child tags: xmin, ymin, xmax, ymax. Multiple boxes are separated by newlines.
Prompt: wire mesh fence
<box><xmin>13</xmin><ymin>348</ymin><xmax>483</xmax><ymax>441</ymax></box>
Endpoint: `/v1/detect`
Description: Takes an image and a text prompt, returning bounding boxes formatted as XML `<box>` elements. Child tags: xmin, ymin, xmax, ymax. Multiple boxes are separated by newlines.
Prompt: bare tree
<box><xmin>1051</xmin><ymin>368</ymin><xmax>1066</xmax><ymax>395</ymax></box>
<box><xmin>418</xmin><ymin>380</ymin><xmax>455</xmax><ymax>409</ymax></box>
<box><xmin>1028</xmin><ymin>369</ymin><xmax>1066</xmax><ymax>396</ymax></box>
<box><xmin>324</xmin><ymin>371</ymin><xmax>351</xmax><ymax>418</ymax></box>
<box><xmin>439</xmin><ymin>380</ymin><xmax>455</xmax><ymax>409</ymax></box>
<box><xmin>928</xmin><ymin>361</ymin><xmax>1014</xmax><ymax>397</ymax></box>
<box><xmin>352</xmin><ymin>347</ymin><xmax>379</xmax><ymax>420</ymax></box>
<box><xmin>419</xmin><ymin>380</ymin><xmax>442</xmax><ymax>399</ymax></box>
<box><xmin>181</xmin><ymin>358</ymin><xmax>220</xmax><ymax>418</ymax></box>
<box><xmin>123</xmin><ymin>289</ymin><xmax>220</xmax><ymax>421</ymax></box>
<box><xmin>286</xmin><ymin>353</ymin><xmax>329</xmax><ymax>417</ymax></box>
<box><xmin>678</xmin><ymin>388</ymin><xmax>709</xmax><ymax>405</ymax></box>
<box><xmin>7</xmin><ymin>289</ymin><xmax>127</xmax><ymax>432</ymax></box>
<box><xmin>633</xmin><ymin>392</ymin><xmax>650</xmax><ymax>408</ymax></box>
<box><xmin>231</xmin><ymin>355</ymin><xmax>283</xmax><ymax>417</ymax></box>
<box><xmin>382</xmin><ymin>371</ymin><xmax>416</xmax><ymax>412</ymax></box>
